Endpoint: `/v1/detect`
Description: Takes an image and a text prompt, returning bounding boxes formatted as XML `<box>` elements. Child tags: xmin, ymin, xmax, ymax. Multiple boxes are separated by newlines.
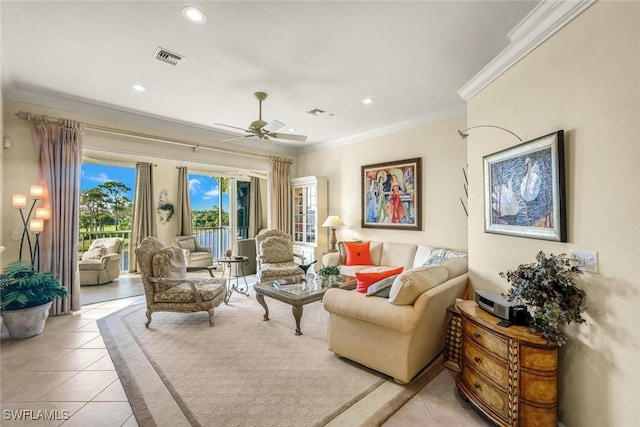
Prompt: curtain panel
<box><xmin>24</xmin><ymin>113</ymin><xmax>83</xmax><ymax>314</ymax></box>
<box><xmin>249</xmin><ymin>176</ymin><xmax>263</xmax><ymax>238</ymax></box>
<box><xmin>129</xmin><ymin>162</ymin><xmax>157</xmax><ymax>273</ymax></box>
<box><xmin>175</xmin><ymin>166</ymin><xmax>193</xmax><ymax>236</ymax></box>
<box><xmin>270</xmin><ymin>157</ymin><xmax>292</xmax><ymax>234</ymax></box>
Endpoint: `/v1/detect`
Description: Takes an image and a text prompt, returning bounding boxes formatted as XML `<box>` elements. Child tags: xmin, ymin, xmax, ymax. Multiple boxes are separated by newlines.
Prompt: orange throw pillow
<box><xmin>344</xmin><ymin>241</ymin><xmax>373</xmax><ymax>266</ymax></box>
<box><xmin>355</xmin><ymin>266</ymin><xmax>404</xmax><ymax>293</ymax></box>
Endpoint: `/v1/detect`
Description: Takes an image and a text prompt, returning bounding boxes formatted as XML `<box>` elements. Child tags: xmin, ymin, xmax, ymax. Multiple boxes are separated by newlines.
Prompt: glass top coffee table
<box><xmin>254</xmin><ymin>275</ymin><xmax>356</xmax><ymax>335</ymax></box>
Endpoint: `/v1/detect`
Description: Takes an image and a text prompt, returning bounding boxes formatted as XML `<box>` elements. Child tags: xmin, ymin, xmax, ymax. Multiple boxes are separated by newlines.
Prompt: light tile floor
<box><xmin>1</xmin><ymin>284</ymin><xmax>490</xmax><ymax>427</ymax></box>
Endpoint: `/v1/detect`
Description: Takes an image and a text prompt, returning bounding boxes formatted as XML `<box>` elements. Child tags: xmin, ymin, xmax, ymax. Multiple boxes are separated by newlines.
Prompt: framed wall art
<box><xmin>483</xmin><ymin>130</ymin><xmax>566</xmax><ymax>241</ymax></box>
<box><xmin>361</xmin><ymin>157</ymin><xmax>422</xmax><ymax>230</ymax></box>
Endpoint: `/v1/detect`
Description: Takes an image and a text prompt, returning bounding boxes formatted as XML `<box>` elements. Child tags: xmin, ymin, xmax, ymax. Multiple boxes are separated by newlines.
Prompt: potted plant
<box><xmin>317</xmin><ymin>266</ymin><xmax>341</xmax><ymax>286</ymax></box>
<box><xmin>0</xmin><ymin>261</ymin><xmax>68</xmax><ymax>338</ymax></box>
<box><xmin>500</xmin><ymin>251</ymin><xmax>587</xmax><ymax>345</ymax></box>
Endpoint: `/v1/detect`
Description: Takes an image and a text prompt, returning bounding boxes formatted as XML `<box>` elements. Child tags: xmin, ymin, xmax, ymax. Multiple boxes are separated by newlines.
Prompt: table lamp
<box><xmin>322</xmin><ymin>216</ymin><xmax>345</xmax><ymax>253</ymax></box>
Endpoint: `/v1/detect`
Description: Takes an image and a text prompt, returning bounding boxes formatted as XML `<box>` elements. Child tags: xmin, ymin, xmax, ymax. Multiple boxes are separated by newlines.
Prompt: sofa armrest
<box><xmin>323</xmin><ymin>289</ymin><xmax>419</xmax><ymax>333</ymax></box>
<box><xmin>101</xmin><ymin>253</ymin><xmax>121</xmax><ymax>264</ymax></box>
<box><xmin>194</xmin><ymin>243</ymin><xmax>212</xmax><ymax>253</ymax></box>
<box><xmin>322</xmin><ymin>252</ymin><xmax>340</xmax><ymax>267</ymax></box>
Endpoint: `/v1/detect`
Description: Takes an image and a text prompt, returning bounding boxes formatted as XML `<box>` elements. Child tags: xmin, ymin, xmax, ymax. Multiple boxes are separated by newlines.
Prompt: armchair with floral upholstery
<box><xmin>135</xmin><ymin>237</ymin><xmax>226</xmax><ymax>327</ymax></box>
<box><xmin>173</xmin><ymin>235</ymin><xmax>213</xmax><ymax>269</ymax></box>
<box><xmin>255</xmin><ymin>229</ymin><xmax>305</xmax><ymax>282</ymax></box>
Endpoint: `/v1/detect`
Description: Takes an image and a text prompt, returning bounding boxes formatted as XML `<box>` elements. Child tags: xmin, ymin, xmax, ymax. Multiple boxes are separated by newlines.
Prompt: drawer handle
<box><xmin>474</xmin><ymin>382</ymin><xmax>481</xmax><ymax>390</ymax></box>
<box><xmin>474</xmin><ymin>356</ymin><xmax>481</xmax><ymax>363</ymax></box>
<box><xmin>473</xmin><ymin>332</ymin><xmax>481</xmax><ymax>339</ymax></box>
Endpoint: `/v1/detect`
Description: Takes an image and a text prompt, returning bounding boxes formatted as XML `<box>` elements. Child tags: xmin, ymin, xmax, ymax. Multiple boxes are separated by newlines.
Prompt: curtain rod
<box><xmin>15</xmin><ymin>111</ymin><xmax>283</xmax><ymax>161</ymax></box>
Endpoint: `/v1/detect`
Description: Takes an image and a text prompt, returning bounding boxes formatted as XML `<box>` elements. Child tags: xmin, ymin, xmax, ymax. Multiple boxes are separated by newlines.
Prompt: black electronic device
<box><xmin>475</xmin><ymin>290</ymin><xmax>526</xmax><ymax>325</ymax></box>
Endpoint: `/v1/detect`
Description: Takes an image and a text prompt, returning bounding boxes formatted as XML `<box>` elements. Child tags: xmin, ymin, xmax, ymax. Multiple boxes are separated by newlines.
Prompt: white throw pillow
<box><xmin>82</xmin><ymin>246</ymin><xmax>105</xmax><ymax>261</ymax></box>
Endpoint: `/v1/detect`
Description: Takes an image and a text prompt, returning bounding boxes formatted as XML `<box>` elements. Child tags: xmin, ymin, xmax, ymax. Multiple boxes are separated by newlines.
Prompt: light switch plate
<box><xmin>570</xmin><ymin>249</ymin><xmax>598</xmax><ymax>274</ymax></box>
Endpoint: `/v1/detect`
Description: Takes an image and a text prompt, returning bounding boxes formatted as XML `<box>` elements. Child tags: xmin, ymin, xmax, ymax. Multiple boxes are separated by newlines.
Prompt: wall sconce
<box><xmin>458</xmin><ymin>125</ymin><xmax>523</xmax><ymax>142</ymax></box>
<box><xmin>322</xmin><ymin>215</ymin><xmax>345</xmax><ymax>253</ymax></box>
<box><xmin>12</xmin><ymin>184</ymin><xmax>48</xmax><ymax>271</ymax></box>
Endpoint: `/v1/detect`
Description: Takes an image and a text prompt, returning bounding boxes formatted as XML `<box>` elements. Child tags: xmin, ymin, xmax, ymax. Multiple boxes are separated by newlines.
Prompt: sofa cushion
<box><xmin>412</xmin><ymin>245</ymin><xmax>435</xmax><ymax>268</ymax></box>
<box><xmin>388</xmin><ymin>266</ymin><xmax>449</xmax><ymax>305</ymax></box>
<box><xmin>82</xmin><ymin>247</ymin><xmax>105</xmax><ymax>261</ymax></box>
<box><xmin>344</xmin><ymin>241</ymin><xmax>373</xmax><ymax>266</ymax></box>
<box><xmin>441</xmin><ymin>256</ymin><xmax>468</xmax><ymax>279</ymax></box>
<box><xmin>355</xmin><ymin>266</ymin><xmax>403</xmax><ymax>293</ymax></box>
<box><xmin>366</xmin><ymin>275</ymin><xmax>399</xmax><ymax>298</ymax></box>
<box><xmin>422</xmin><ymin>256</ymin><xmax>448</xmax><ymax>266</ymax></box>
<box><xmin>380</xmin><ymin>242</ymin><xmax>418</xmax><ymax>270</ymax></box>
<box><xmin>152</xmin><ymin>247</ymin><xmax>187</xmax><ymax>279</ymax></box>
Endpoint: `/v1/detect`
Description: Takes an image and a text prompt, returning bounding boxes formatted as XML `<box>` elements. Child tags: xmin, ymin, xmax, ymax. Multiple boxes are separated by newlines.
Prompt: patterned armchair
<box><xmin>135</xmin><ymin>237</ymin><xmax>226</xmax><ymax>327</ymax></box>
<box><xmin>255</xmin><ymin>229</ymin><xmax>305</xmax><ymax>282</ymax></box>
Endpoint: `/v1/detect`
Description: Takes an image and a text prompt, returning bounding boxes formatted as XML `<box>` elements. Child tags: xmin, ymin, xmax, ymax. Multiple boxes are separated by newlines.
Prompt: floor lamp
<box><xmin>322</xmin><ymin>216</ymin><xmax>345</xmax><ymax>253</ymax></box>
<box><xmin>12</xmin><ymin>185</ymin><xmax>50</xmax><ymax>271</ymax></box>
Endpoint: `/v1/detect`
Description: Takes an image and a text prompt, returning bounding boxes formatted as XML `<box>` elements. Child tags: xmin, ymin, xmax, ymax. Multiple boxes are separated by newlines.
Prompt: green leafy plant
<box><xmin>317</xmin><ymin>266</ymin><xmax>340</xmax><ymax>277</ymax></box>
<box><xmin>500</xmin><ymin>251</ymin><xmax>586</xmax><ymax>345</ymax></box>
<box><xmin>0</xmin><ymin>262</ymin><xmax>68</xmax><ymax>310</ymax></box>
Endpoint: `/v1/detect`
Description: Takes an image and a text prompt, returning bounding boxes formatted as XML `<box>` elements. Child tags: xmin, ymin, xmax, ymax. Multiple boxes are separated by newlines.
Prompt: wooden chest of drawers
<box><xmin>456</xmin><ymin>300</ymin><xmax>558</xmax><ymax>427</ymax></box>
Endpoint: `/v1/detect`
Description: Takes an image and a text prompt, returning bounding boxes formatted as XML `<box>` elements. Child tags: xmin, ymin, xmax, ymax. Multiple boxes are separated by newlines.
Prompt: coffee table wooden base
<box><xmin>254</xmin><ymin>275</ymin><xmax>356</xmax><ymax>336</ymax></box>
<box><xmin>256</xmin><ymin>293</ymin><xmax>304</xmax><ymax>335</ymax></box>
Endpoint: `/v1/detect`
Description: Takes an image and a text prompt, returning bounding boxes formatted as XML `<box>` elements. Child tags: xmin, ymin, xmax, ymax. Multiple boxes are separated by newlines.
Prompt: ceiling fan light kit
<box><xmin>216</xmin><ymin>92</ymin><xmax>307</xmax><ymax>143</ymax></box>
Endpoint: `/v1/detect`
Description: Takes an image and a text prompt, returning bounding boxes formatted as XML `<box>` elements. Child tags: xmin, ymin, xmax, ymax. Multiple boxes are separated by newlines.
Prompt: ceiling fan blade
<box><xmin>221</xmin><ymin>134</ymin><xmax>254</xmax><ymax>142</ymax></box>
<box><xmin>262</xmin><ymin>120</ymin><xmax>286</xmax><ymax>132</ymax></box>
<box><xmin>271</xmin><ymin>132</ymin><xmax>308</xmax><ymax>142</ymax></box>
<box><xmin>214</xmin><ymin>123</ymin><xmax>251</xmax><ymax>133</ymax></box>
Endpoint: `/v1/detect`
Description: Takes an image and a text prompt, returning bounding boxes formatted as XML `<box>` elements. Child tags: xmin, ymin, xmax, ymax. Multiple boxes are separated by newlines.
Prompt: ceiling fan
<box><xmin>215</xmin><ymin>92</ymin><xmax>307</xmax><ymax>142</ymax></box>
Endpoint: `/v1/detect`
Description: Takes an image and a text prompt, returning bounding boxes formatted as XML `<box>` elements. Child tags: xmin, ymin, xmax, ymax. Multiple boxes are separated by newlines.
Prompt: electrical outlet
<box><xmin>11</xmin><ymin>230</ymin><xmax>22</xmax><ymax>241</ymax></box>
<box><xmin>570</xmin><ymin>249</ymin><xmax>599</xmax><ymax>274</ymax></box>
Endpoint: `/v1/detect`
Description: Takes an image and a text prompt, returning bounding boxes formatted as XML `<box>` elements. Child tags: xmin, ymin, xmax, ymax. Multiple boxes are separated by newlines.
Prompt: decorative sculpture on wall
<box><xmin>157</xmin><ymin>190</ymin><xmax>174</xmax><ymax>225</ymax></box>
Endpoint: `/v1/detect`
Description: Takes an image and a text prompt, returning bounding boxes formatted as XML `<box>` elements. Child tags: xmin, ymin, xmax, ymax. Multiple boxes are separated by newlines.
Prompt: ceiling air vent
<box><xmin>306</xmin><ymin>108</ymin><xmax>327</xmax><ymax>116</ymax></box>
<box><xmin>154</xmin><ymin>47</ymin><xmax>185</xmax><ymax>66</ymax></box>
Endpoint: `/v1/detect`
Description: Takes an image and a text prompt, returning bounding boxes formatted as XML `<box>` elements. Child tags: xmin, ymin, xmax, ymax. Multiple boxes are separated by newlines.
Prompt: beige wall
<box><xmin>466</xmin><ymin>2</ymin><xmax>639</xmax><ymax>426</ymax></box>
<box><xmin>1</xmin><ymin>99</ymin><xmax>271</xmax><ymax>265</ymax></box>
<box><xmin>295</xmin><ymin>116</ymin><xmax>468</xmax><ymax>252</ymax></box>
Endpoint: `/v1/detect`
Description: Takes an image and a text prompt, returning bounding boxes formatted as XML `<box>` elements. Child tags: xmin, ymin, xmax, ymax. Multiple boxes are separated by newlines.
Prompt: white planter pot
<box><xmin>0</xmin><ymin>301</ymin><xmax>53</xmax><ymax>339</ymax></box>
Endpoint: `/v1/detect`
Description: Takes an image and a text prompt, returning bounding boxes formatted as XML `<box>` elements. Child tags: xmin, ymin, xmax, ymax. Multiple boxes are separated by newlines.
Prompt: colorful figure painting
<box><xmin>361</xmin><ymin>158</ymin><xmax>422</xmax><ymax>230</ymax></box>
<box><xmin>483</xmin><ymin>131</ymin><xmax>566</xmax><ymax>241</ymax></box>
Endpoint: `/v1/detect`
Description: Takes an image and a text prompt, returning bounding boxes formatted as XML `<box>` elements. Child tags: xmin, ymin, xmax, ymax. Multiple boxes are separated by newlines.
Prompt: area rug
<box><xmin>98</xmin><ymin>293</ymin><xmax>406</xmax><ymax>427</ymax></box>
<box><xmin>80</xmin><ymin>274</ymin><xmax>145</xmax><ymax>306</ymax></box>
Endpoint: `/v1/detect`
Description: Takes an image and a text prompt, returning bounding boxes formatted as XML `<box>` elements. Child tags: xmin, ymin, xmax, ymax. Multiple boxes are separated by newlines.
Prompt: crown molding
<box><xmin>300</xmin><ymin>105</ymin><xmax>466</xmax><ymax>154</ymax></box>
<box><xmin>458</xmin><ymin>0</ymin><xmax>596</xmax><ymax>102</ymax></box>
<box><xmin>3</xmin><ymin>82</ymin><xmax>295</xmax><ymax>156</ymax></box>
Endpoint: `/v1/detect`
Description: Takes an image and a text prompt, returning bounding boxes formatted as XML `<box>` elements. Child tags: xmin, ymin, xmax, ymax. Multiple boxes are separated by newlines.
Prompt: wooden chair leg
<box><xmin>208</xmin><ymin>309</ymin><xmax>215</xmax><ymax>326</ymax></box>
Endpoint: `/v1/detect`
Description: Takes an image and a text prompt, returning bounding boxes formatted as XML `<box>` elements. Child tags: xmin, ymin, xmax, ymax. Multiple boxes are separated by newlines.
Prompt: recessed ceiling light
<box><xmin>182</xmin><ymin>6</ymin><xmax>207</xmax><ymax>24</ymax></box>
<box><xmin>288</xmin><ymin>128</ymin><xmax>296</xmax><ymax>132</ymax></box>
<box><xmin>362</xmin><ymin>97</ymin><xmax>375</xmax><ymax>105</ymax></box>
<box><xmin>131</xmin><ymin>84</ymin><xmax>147</xmax><ymax>92</ymax></box>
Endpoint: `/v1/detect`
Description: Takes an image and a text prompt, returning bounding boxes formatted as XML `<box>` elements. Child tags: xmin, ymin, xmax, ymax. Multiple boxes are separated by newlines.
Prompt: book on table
<box><xmin>273</xmin><ymin>278</ymin><xmax>299</xmax><ymax>289</ymax></box>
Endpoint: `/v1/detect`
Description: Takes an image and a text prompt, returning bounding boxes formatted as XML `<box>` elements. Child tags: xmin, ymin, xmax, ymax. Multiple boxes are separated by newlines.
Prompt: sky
<box><xmin>81</xmin><ymin>164</ymin><xmax>229</xmax><ymax>211</ymax></box>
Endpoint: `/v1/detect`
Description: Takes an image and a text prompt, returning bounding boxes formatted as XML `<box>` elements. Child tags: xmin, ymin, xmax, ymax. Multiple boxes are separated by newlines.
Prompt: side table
<box><xmin>211</xmin><ymin>256</ymin><xmax>250</xmax><ymax>304</ymax></box>
<box><xmin>443</xmin><ymin>303</ymin><xmax>462</xmax><ymax>372</ymax></box>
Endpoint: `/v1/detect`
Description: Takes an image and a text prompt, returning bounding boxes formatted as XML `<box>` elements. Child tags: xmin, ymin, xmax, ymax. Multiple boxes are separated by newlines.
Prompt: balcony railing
<box><xmin>79</xmin><ymin>226</ymin><xmax>238</xmax><ymax>271</ymax></box>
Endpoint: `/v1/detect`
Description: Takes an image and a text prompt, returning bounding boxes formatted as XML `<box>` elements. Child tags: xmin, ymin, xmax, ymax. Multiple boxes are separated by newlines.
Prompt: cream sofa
<box><xmin>322</xmin><ymin>242</ymin><xmax>467</xmax><ymax>384</ymax></box>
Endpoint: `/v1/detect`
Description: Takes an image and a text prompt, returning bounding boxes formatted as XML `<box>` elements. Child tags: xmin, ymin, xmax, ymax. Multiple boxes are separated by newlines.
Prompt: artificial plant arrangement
<box><xmin>0</xmin><ymin>261</ymin><xmax>68</xmax><ymax>310</ymax></box>
<box><xmin>317</xmin><ymin>266</ymin><xmax>340</xmax><ymax>277</ymax></box>
<box><xmin>500</xmin><ymin>251</ymin><xmax>586</xmax><ymax>345</ymax></box>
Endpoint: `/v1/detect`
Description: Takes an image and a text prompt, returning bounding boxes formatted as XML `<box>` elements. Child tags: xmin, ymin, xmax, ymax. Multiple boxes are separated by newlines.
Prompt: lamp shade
<box><xmin>322</xmin><ymin>216</ymin><xmax>345</xmax><ymax>228</ymax></box>
<box><xmin>35</xmin><ymin>207</ymin><xmax>51</xmax><ymax>220</ymax></box>
<box><xmin>29</xmin><ymin>219</ymin><xmax>44</xmax><ymax>233</ymax></box>
<box><xmin>12</xmin><ymin>194</ymin><xmax>27</xmax><ymax>208</ymax></box>
<box><xmin>30</xmin><ymin>185</ymin><xmax>44</xmax><ymax>198</ymax></box>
